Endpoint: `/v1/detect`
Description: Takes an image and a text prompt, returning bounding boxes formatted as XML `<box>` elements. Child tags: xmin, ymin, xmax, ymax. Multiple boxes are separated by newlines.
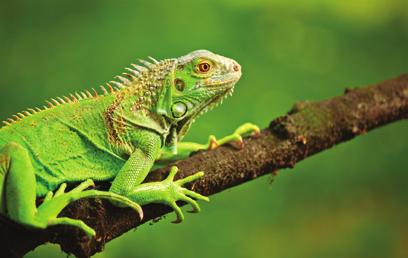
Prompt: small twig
<box><xmin>0</xmin><ymin>74</ymin><xmax>407</xmax><ymax>258</ymax></box>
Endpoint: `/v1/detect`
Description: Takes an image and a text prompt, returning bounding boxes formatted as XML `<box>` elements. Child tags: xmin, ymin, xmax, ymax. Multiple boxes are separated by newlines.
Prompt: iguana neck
<box><xmin>105</xmin><ymin>59</ymin><xmax>177</xmax><ymax>149</ymax></box>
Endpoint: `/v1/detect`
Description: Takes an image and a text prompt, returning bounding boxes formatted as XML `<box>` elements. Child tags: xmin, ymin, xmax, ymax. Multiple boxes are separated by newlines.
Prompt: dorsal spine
<box><xmin>1</xmin><ymin>56</ymin><xmax>164</xmax><ymax>128</ymax></box>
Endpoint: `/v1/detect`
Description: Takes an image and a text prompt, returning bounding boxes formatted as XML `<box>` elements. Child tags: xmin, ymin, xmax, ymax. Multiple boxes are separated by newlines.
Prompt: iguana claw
<box><xmin>167</xmin><ymin>167</ymin><xmax>209</xmax><ymax>223</ymax></box>
<box><xmin>129</xmin><ymin>166</ymin><xmax>209</xmax><ymax>224</ymax></box>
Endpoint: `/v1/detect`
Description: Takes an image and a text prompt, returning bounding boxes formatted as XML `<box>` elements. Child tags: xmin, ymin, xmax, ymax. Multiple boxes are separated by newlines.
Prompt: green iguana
<box><xmin>0</xmin><ymin>50</ymin><xmax>259</xmax><ymax>237</ymax></box>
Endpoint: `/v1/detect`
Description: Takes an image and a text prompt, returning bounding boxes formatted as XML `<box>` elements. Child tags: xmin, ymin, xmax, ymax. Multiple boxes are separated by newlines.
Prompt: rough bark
<box><xmin>1</xmin><ymin>74</ymin><xmax>407</xmax><ymax>258</ymax></box>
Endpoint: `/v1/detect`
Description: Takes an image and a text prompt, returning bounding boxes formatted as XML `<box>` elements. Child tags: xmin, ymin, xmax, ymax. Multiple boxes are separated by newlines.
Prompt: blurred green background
<box><xmin>1</xmin><ymin>0</ymin><xmax>407</xmax><ymax>257</ymax></box>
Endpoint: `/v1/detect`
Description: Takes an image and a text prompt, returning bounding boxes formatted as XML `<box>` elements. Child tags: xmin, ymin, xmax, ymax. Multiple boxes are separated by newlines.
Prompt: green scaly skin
<box><xmin>0</xmin><ymin>50</ymin><xmax>259</xmax><ymax>237</ymax></box>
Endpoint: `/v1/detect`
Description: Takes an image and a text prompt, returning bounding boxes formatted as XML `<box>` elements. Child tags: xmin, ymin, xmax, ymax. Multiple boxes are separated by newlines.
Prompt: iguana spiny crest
<box><xmin>2</xmin><ymin>50</ymin><xmax>242</xmax><ymax>143</ymax></box>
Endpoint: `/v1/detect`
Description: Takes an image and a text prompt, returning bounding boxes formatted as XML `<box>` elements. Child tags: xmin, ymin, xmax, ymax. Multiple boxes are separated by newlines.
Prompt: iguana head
<box><xmin>156</xmin><ymin>50</ymin><xmax>242</xmax><ymax>140</ymax></box>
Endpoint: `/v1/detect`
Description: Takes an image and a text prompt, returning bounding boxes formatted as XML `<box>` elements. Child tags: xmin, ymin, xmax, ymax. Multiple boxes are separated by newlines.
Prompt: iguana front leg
<box><xmin>109</xmin><ymin>131</ymin><xmax>207</xmax><ymax>223</ymax></box>
<box><xmin>157</xmin><ymin>123</ymin><xmax>260</xmax><ymax>165</ymax></box>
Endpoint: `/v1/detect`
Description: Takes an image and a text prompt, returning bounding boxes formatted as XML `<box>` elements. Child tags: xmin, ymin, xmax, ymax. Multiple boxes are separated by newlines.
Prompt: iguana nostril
<box><xmin>233</xmin><ymin>63</ymin><xmax>240</xmax><ymax>72</ymax></box>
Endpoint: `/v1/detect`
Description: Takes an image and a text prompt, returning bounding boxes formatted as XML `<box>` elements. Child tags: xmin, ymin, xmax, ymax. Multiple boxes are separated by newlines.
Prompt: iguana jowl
<box><xmin>0</xmin><ymin>50</ymin><xmax>259</xmax><ymax>237</ymax></box>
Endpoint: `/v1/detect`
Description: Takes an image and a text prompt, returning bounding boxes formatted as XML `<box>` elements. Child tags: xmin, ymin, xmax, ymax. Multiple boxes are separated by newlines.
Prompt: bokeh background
<box><xmin>1</xmin><ymin>0</ymin><xmax>407</xmax><ymax>257</ymax></box>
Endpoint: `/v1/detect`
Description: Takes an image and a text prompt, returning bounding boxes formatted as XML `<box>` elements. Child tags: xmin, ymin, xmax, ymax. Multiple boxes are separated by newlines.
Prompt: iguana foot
<box><xmin>131</xmin><ymin>166</ymin><xmax>209</xmax><ymax>223</ymax></box>
<box><xmin>208</xmin><ymin>122</ymin><xmax>260</xmax><ymax>150</ymax></box>
<box><xmin>36</xmin><ymin>179</ymin><xmax>143</xmax><ymax>238</ymax></box>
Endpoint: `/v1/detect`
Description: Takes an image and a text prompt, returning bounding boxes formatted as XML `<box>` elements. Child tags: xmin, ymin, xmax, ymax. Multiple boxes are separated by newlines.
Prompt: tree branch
<box><xmin>1</xmin><ymin>74</ymin><xmax>407</xmax><ymax>258</ymax></box>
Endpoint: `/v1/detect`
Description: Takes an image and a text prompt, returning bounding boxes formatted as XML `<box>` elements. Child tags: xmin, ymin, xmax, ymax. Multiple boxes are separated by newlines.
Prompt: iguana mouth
<box><xmin>204</xmin><ymin>72</ymin><xmax>241</xmax><ymax>89</ymax></box>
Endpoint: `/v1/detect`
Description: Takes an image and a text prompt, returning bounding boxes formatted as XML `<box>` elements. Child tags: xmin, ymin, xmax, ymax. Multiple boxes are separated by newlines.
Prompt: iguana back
<box><xmin>0</xmin><ymin>94</ymin><xmax>124</xmax><ymax>195</ymax></box>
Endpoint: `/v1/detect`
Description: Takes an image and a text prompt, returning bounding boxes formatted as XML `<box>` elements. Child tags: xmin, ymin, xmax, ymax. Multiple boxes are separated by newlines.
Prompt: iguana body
<box><xmin>0</xmin><ymin>50</ymin><xmax>258</xmax><ymax>236</ymax></box>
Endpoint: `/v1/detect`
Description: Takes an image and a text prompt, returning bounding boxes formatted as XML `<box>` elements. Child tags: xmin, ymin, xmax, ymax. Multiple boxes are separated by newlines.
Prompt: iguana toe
<box><xmin>208</xmin><ymin>123</ymin><xmax>260</xmax><ymax>150</ymax></box>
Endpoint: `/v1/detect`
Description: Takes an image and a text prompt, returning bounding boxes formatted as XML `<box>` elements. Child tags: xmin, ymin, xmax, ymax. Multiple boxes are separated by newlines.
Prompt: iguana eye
<box><xmin>197</xmin><ymin>62</ymin><xmax>211</xmax><ymax>73</ymax></box>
